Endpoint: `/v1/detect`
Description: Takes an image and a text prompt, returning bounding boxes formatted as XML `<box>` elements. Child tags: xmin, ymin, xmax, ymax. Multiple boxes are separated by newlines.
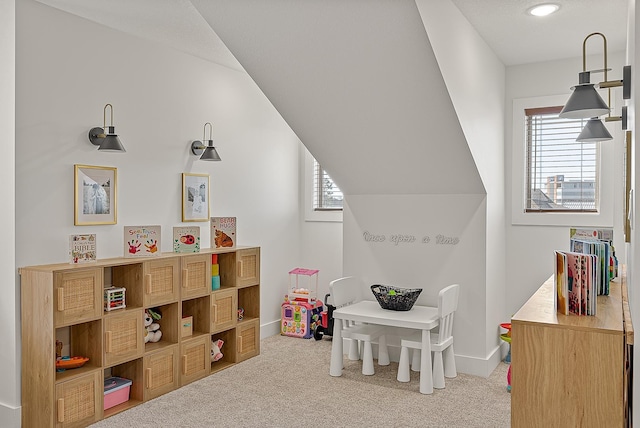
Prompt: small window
<box><xmin>313</xmin><ymin>160</ymin><xmax>343</xmax><ymax>210</ymax></box>
<box><xmin>525</xmin><ymin>106</ymin><xmax>598</xmax><ymax>213</ymax></box>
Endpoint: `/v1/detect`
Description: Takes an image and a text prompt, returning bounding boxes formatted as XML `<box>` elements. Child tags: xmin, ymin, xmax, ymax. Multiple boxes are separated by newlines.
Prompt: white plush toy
<box><xmin>211</xmin><ymin>338</ymin><xmax>224</xmax><ymax>362</ymax></box>
<box><xmin>144</xmin><ymin>308</ymin><xmax>162</xmax><ymax>343</ymax></box>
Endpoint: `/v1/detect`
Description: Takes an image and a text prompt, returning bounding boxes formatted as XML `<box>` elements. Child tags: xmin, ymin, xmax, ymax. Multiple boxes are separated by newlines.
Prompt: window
<box><xmin>511</xmin><ymin>94</ymin><xmax>614</xmax><ymax>227</ymax></box>
<box><xmin>525</xmin><ymin>106</ymin><xmax>598</xmax><ymax>213</ymax></box>
<box><xmin>313</xmin><ymin>159</ymin><xmax>343</xmax><ymax>210</ymax></box>
<box><xmin>302</xmin><ymin>146</ymin><xmax>342</xmax><ymax>222</ymax></box>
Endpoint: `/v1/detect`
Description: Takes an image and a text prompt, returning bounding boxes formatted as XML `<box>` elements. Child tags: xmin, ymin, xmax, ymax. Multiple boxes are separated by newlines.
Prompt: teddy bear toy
<box><xmin>144</xmin><ymin>308</ymin><xmax>162</xmax><ymax>343</ymax></box>
<box><xmin>211</xmin><ymin>338</ymin><xmax>224</xmax><ymax>362</ymax></box>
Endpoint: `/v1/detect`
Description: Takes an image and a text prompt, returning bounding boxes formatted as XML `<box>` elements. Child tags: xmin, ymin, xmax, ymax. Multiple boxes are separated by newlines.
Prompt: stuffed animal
<box><xmin>144</xmin><ymin>308</ymin><xmax>162</xmax><ymax>343</ymax></box>
<box><xmin>211</xmin><ymin>338</ymin><xmax>224</xmax><ymax>362</ymax></box>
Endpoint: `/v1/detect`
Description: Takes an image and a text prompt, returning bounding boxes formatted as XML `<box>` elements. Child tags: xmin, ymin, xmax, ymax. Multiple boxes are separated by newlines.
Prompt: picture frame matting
<box><xmin>74</xmin><ymin>164</ymin><xmax>117</xmax><ymax>226</ymax></box>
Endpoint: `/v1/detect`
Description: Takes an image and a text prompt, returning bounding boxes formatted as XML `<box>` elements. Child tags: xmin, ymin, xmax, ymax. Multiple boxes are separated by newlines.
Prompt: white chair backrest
<box><xmin>329</xmin><ymin>276</ymin><xmax>364</xmax><ymax>308</ymax></box>
<box><xmin>437</xmin><ymin>284</ymin><xmax>460</xmax><ymax>342</ymax></box>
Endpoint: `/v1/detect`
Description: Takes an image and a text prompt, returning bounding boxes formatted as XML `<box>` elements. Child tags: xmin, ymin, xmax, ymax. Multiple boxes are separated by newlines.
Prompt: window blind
<box><xmin>525</xmin><ymin>106</ymin><xmax>598</xmax><ymax>212</ymax></box>
<box><xmin>313</xmin><ymin>160</ymin><xmax>343</xmax><ymax>210</ymax></box>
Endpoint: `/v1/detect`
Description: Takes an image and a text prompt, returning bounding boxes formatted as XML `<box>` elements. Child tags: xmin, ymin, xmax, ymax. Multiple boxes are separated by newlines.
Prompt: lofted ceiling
<box><xmin>33</xmin><ymin>0</ymin><xmax>629</xmax><ymax>69</ymax></box>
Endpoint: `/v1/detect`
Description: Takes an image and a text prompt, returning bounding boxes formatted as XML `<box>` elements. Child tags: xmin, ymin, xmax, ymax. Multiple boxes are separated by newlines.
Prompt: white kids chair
<box><xmin>329</xmin><ymin>276</ymin><xmax>387</xmax><ymax>375</ymax></box>
<box><xmin>396</xmin><ymin>284</ymin><xmax>459</xmax><ymax>389</ymax></box>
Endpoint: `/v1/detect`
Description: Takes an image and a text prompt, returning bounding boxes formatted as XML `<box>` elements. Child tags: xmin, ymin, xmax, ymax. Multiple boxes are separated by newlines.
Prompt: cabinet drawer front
<box><xmin>211</xmin><ymin>289</ymin><xmax>237</xmax><ymax>332</ymax></box>
<box><xmin>236</xmin><ymin>248</ymin><xmax>260</xmax><ymax>287</ymax></box>
<box><xmin>54</xmin><ymin>269</ymin><xmax>103</xmax><ymax>327</ymax></box>
<box><xmin>55</xmin><ymin>371</ymin><xmax>101</xmax><ymax>427</ymax></box>
<box><xmin>237</xmin><ymin>319</ymin><xmax>260</xmax><ymax>362</ymax></box>
<box><xmin>144</xmin><ymin>347</ymin><xmax>178</xmax><ymax>400</ymax></box>
<box><xmin>144</xmin><ymin>259</ymin><xmax>180</xmax><ymax>306</ymax></box>
<box><xmin>181</xmin><ymin>255</ymin><xmax>210</xmax><ymax>299</ymax></box>
<box><xmin>180</xmin><ymin>337</ymin><xmax>209</xmax><ymax>386</ymax></box>
<box><xmin>104</xmin><ymin>310</ymin><xmax>144</xmax><ymax>366</ymax></box>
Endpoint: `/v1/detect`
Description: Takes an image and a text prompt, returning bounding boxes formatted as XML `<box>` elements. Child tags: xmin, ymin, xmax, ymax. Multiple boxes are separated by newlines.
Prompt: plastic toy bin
<box><xmin>104</xmin><ymin>376</ymin><xmax>132</xmax><ymax>410</ymax></box>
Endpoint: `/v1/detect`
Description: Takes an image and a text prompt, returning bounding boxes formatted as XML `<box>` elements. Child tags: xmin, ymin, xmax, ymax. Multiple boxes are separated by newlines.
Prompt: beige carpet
<box><xmin>90</xmin><ymin>334</ymin><xmax>511</xmax><ymax>428</ymax></box>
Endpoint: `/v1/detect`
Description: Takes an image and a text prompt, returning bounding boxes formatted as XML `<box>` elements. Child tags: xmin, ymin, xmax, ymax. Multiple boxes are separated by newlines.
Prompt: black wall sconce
<box><xmin>559</xmin><ymin>32</ymin><xmax>631</xmax><ymax>142</ymax></box>
<box><xmin>88</xmin><ymin>103</ymin><xmax>126</xmax><ymax>152</ymax></box>
<box><xmin>191</xmin><ymin>122</ymin><xmax>221</xmax><ymax>161</ymax></box>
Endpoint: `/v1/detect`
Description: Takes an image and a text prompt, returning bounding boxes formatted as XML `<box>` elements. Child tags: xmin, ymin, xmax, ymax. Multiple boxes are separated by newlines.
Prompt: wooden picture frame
<box><xmin>625</xmin><ymin>130</ymin><xmax>632</xmax><ymax>243</ymax></box>
<box><xmin>182</xmin><ymin>173</ymin><xmax>210</xmax><ymax>222</ymax></box>
<box><xmin>74</xmin><ymin>164</ymin><xmax>117</xmax><ymax>225</ymax></box>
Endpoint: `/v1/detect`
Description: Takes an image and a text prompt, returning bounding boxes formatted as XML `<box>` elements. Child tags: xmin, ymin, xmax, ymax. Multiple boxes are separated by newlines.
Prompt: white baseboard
<box><xmin>0</xmin><ymin>402</ymin><xmax>21</xmax><ymax>428</ymax></box>
<box><xmin>455</xmin><ymin>342</ymin><xmax>507</xmax><ymax>377</ymax></box>
<box><xmin>357</xmin><ymin>339</ymin><xmax>508</xmax><ymax>378</ymax></box>
<box><xmin>261</xmin><ymin>319</ymin><xmax>282</xmax><ymax>339</ymax></box>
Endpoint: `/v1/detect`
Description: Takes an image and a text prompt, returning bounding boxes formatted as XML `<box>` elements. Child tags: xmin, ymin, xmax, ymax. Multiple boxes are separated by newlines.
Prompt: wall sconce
<box><xmin>88</xmin><ymin>103</ymin><xmax>126</xmax><ymax>152</ymax></box>
<box><xmin>190</xmin><ymin>122</ymin><xmax>221</xmax><ymax>161</ymax></box>
<box><xmin>559</xmin><ymin>32</ymin><xmax>631</xmax><ymax>141</ymax></box>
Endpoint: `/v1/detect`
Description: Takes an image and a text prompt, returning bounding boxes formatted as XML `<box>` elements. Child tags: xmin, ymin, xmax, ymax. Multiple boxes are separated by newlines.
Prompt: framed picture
<box><xmin>182</xmin><ymin>173</ymin><xmax>210</xmax><ymax>222</ymax></box>
<box><xmin>625</xmin><ymin>130</ymin><xmax>632</xmax><ymax>243</ymax></box>
<box><xmin>74</xmin><ymin>164</ymin><xmax>117</xmax><ymax>225</ymax></box>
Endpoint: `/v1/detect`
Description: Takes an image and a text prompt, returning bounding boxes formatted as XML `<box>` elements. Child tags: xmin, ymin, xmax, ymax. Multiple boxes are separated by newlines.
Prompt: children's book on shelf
<box><xmin>173</xmin><ymin>226</ymin><xmax>200</xmax><ymax>253</ymax></box>
<box><xmin>569</xmin><ymin>227</ymin><xmax>614</xmax><ymax>242</ymax></box>
<box><xmin>69</xmin><ymin>234</ymin><xmax>97</xmax><ymax>264</ymax></box>
<box><xmin>210</xmin><ymin>217</ymin><xmax>236</xmax><ymax>249</ymax></box>
<box><xmin>124</xmin><ymin>225</ymin><xmax>161</xmax><ymax>257</ymax></box>
<box><xmin>569</xmin><ymin>227</ymin><xmax>612</xmax><ymax>295</ymax></box>
<box><xmin>555</xmin><ymin>251</ymin><xmax>568</xmax><ymax>315</ymax></box>
<box><xmin>554</xmin><ymin>250</ymin><xmax>598</xmax><ymax>316</ymax></box>
<box><xmin>566</xmin><ymin>251</ymin><xmax>582</xmax><ymax>315</ymax></box>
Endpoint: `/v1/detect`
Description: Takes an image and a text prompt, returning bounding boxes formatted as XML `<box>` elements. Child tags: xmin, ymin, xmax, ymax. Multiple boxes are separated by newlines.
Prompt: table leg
<box><xmin>330</xmin><ymin>318</ymin><xmax>344</xmax><ymax>376</ymax></box>
<box><xmin>419</xmin><ymin>329</ymin><xmax>433</xmax><ymax>394</ymax></box>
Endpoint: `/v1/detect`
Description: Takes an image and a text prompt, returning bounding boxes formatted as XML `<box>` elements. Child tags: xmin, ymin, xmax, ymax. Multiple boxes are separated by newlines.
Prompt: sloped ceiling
<box><xmin>34</xmin><ymin>0</ymin><xmax>243</xmax><ymax>71</ymax></box>
<box><xmin>191</xmin><ymin>0</ymin><xmax>484</xmax><ymax>195</ymax></box>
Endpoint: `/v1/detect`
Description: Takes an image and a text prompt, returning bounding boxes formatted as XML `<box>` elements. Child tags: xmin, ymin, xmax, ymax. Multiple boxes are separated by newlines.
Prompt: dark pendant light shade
<box><xmin>559</xmin><ymin>84</ymin><xmax>609</xmax><ymax>119</ymax></box>
<box><xmin>576</xmin><ymin>118</ymin><xmax>612</xmax><ymax>142</ymax></box>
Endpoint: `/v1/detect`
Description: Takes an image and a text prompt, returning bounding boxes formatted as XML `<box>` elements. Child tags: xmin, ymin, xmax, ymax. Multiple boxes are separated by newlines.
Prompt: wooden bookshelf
<box><xmin>20</xmin><ymin>246</ymin><xmax>260</xmax><ymax>428</ymax></box>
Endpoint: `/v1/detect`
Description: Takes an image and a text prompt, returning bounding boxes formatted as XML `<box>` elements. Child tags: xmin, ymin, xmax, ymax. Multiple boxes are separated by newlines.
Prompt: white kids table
<box><xmin>329</xmin><ymin>300</ymin><xmax>440</xmax><ymax>394</ymax></box>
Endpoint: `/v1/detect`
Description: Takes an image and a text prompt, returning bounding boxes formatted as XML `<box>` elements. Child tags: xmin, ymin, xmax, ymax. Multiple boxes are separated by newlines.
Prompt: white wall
<box><xmin>344</xmin><ymin>194</ymin><xmax>487</xmax><ymax>362</ymax></box>
<box><xmin>416</xmin><ymin>0</ymin><xmax>507</xmax><ymax>363</ymax></box>
<box><xmin>505</xmin><ymin>52</ymin><xmax>627</xmax><ymax>316</ymax></box>
<box><xmin>296</xmin><ymin>144</ymin><xmax>344</xmax><ymax>302</ymax></box>
<box><xmin>0</xmin><ymin>0</ymin><xmax>19</xmax><ymax>425</ymax></box>
<box><xmin>11</xmin><ymin>1</ymin><xmax>309</xmax><ymax>421</ymax></box>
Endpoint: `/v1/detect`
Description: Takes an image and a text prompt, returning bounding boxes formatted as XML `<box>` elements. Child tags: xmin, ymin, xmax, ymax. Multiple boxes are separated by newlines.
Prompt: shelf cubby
<box><xmin>105</xmin><ymin>358</ymin><xmax>144</xmax><ymax>418</ymax></box>
<box><xmin>182</xmin><ymin>295</ymin><xmax>211</xmax><ymax>338</ymax></box>
<box><xmin>210</xmin><ymin>329</ymin><xmax>237</xmax><ymax>372</ymax></box>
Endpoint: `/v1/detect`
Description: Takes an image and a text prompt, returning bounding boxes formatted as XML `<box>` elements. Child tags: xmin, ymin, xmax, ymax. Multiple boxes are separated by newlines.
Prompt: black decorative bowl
<box><xmin>370</xmin><ymin>284</ymin><xmax>422</xmax><ymax>311</ymax></box>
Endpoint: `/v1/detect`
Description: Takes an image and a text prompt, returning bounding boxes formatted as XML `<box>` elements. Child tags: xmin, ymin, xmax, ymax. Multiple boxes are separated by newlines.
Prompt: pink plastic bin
<box><xmin>104</xmin><ymin>376</ymin><xmax>132</xmax><ymax>410</ymax></box>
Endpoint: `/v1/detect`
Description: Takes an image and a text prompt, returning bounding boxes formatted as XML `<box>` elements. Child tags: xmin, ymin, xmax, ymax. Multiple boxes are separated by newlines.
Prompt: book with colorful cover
<box><xmin>69</xmin><ymin>234</ymin><xmax>97</xmax><ymax>264</ymax></box>
<box><xmin>566</xmin><ymin>251</ymin><xmax>582</xmax><ymax>315</ymax></box>
<box><xmin>173</xmin><ymin>226</ymin><xmax>200</xmax><ymax>253</ymax></box>
<box><xmin>587</xmin><ymin>253</ymin><xmax>597</xmax><ymax>316</ymax></box>
<box><xmin>569</xmin><ymin>227</ymin><xmax>613</xmax><ymax>242</ymax></box>
<box><xmin>570</xmin><ymin>237</ymin><xmax>608</xmax><ymax>295</ymax></box>
<box><xmin>554</xmin><ymin>251</ymin><xmax>568</xmax><ymax>315</ymax></box>
<box><xmin>210</xmin><ymin>217</ymin><xmax>236</xmax><ymax>249</ymax></box>
<box><xmin>124</xmin><ymin>225</ymin><xmax>161</xmax><ymax>257</ymax></box>
<box><xmin>555</xmin><ymin>250</ymin><xmax>599</xmax><ymax>316</ymax></box>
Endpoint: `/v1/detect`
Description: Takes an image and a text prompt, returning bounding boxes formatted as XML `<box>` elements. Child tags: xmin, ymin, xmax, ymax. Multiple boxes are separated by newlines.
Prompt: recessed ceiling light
<box><xmin>528</xmin><ymin>3</ymin><xmax>560</xmax><ymax>17</ymax></box>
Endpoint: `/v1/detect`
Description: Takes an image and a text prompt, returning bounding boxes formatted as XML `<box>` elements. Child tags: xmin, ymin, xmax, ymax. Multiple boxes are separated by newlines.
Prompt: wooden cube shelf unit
<box><xmin>20</xmin><ymin>246</ymin><xmax>260</xmax><ymax>428</ymax></box>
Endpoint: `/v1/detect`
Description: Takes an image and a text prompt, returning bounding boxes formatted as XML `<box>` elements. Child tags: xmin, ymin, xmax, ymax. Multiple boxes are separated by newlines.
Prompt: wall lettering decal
<box><xmin>362</xmin><ymin>231</ymin><xmax>459</xmax><ymax>246</ymax></box>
